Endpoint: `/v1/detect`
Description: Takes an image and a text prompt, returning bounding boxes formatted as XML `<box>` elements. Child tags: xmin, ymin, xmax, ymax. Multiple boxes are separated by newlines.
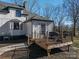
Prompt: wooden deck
<box><xmin>28</xmin><ymin>38</ymin><xmax>73</xmax><ymax>57</ymax></box>
<box><xmin>35</xmin><ymin>39</ymin><xmax>72</xmax><ymax>50</ymax></box>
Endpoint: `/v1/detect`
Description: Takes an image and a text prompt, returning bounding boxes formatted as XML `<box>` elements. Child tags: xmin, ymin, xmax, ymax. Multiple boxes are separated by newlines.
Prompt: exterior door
<box><xmin>33</xmin><ymin>25</ymin><xmax>41</xmax><ymax>39</ymax></box>
<box><xmin>41</xmin><ymin>24</ymin><xmax>46</xmax><ymax>38</ymax></box>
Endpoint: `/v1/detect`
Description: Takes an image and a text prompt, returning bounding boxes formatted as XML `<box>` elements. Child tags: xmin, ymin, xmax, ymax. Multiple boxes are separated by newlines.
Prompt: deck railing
<box><xmin>27</xmin><ymin>31</ymin><xmax>73</xmax><ymax>45</ymax></box>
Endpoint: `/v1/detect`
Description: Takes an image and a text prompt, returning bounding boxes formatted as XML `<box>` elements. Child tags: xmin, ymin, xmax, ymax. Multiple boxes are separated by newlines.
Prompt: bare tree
<box><xmin>13</xmin><ymin>0</ymin><xmax>23</xmax><ymax>5</ymax></box>
<box><xmin>48</xmin><ymin>3</ymin><xmax>67</xmax><ymax>38</ymax></box>
<box><xmin>77</xmin><ymin>19</ymin><xmax>79</xmax><ymax>31</ymax></box>
<box><xmin>42</xmin><ymin>3</ymin><xmax>66</xmax><ymax>33</ymax></box>
<box><xmin>65</xmin><ymin>0</ymin><xmax>79</xmax><ymax>36</ymax></box>
<box><xmin>14</xmin><ymin>0</ymin><xmax>40</xmax><ymax>14</ymax></box>
<box><xmin>23</xmin><ymin>0</ymin><xmax>41</xmax><ymax>20</ymax></box>
<box><xmin>27</xmin><ymin>0</ymin><xmax>40</xmax><ymax>13</ymax></box>
<box><xmin>42</xmin><ymin>4</ymin><xmax>57</xmax><ymax>31</ymax></box>
<box><xmin>58</xmin><ymin>7</ymin><xmax>65</xmax><ymax>33</ymax></box>
<box><xmin>53</xmin><ymin>4</ymin><xmax>66</xmax><ymax>33</ymax></box>
<box><xmin>43</xmin><ymin>4</ymin><xmax>54</xmax><ymax>19</ymax></box>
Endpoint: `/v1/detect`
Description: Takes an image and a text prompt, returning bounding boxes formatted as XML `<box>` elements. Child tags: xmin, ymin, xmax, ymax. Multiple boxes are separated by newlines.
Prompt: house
<box><xmin>0</xmin><ymin>1</ymin><xmax>54</xmax><ymax>40</ymax></box>
<box><xmin>0</xmin><ymin>2</ymin><xmax>27</xmax><ymax>40</ymax></box>
<box><xmin>23</xmin><ymin>15</ymin><xmax>53</xmax><ymax>39</ymax></box>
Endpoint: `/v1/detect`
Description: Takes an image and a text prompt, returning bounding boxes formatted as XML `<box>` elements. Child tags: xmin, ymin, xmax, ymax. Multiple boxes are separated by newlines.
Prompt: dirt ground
<box><xmin>0</xmin><ymin>44</ymin><xmax>79</xmax><ymax>59</ymax></box>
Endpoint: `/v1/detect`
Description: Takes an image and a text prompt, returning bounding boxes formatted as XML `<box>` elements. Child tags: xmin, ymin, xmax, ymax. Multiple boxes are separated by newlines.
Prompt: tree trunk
<box><xmin>58</xmin><ymin>23</ymin><xmax>60</xmax><ymax>33</ymax></box>
<box><xmin>73</xmin><ymin>21</ymin><xmax>76</xmax><ymax>36</ymax></box>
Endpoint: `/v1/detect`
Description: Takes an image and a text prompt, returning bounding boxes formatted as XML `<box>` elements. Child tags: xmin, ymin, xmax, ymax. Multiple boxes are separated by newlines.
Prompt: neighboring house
<box><xmin>0</xmin><ymin>1</ymin><xmax>54</xmax><ymax>40</ymax></box>
<box><xmin>0</xmin><ymin>2</ymin><xmax>27</xmax><ymax>40</ymax></box>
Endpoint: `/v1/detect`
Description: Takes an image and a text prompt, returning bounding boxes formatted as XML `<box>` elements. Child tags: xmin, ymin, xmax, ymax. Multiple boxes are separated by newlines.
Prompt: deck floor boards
<box><xmin>29</xmin><ymin>38</ymin><xmax>72</xmax><ymax>50</ymax></box>
<box><xmin>35</xmin><ymin>39</ymin><xmax>73</xmax><ymax>50</ymax></box>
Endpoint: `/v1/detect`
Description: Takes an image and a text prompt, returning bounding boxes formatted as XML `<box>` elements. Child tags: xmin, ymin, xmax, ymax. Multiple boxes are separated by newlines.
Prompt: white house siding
<box><xmin>30</xmin><ymin>20</ymin><xmax>53</xmax><ymax>39</ymax></box>
<box><xmin>48</xmin><ymin>22</ymin><xmax>53</xmax><ymax>33</ymax></box>
<box><xmin>0</xmin><ymin>19</ymin><xmax>10</xmax><ymax>35</ymax></box>
<box><xmin>0</xmin><ymin>18</ymin><xmax>11</xmax><ymax>36</ymax></box>
<box><xmin>0</xmin><ymin>9</ymin><xmax>26</xmax><ymax>36</ymax></box>
<box><xmin>24</xmin><ymin>22</ymin><xmax>32</xmax><ymax>36</ymax></box>
<box><xmin>32</xmin><ymin>21</ymin><xmax>41</xmax><ymax>39</ymax></box>
<box><xmin>22</xmin><ymin>23</ymin><xmax>27</xmax><ymax>36</ymax></box>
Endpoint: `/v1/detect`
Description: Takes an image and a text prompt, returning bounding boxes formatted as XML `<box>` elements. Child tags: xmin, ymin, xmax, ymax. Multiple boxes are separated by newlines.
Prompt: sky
<box><xmin>0</xmin><ymin>0</ymin><xmax>14</xmax><ymax>3</ymax></box>
<box><xmin>39</xmin><ymin>0</ymin><xmax>63</xmax><ymax>6</ymax></box>
<box><xmin>0</xmin><ymin>0</ymin><xmax>72</xmax><ymax>25</ymax></box>
<box><xmin>0</xmin><ymin>0</ymin><xmax>63</xmax><ymax>6</ymax></box>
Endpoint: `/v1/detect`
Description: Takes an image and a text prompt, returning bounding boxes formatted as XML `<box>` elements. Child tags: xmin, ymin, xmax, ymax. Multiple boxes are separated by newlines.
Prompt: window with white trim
<box><xmin>16</xmin><ymin>10</ymin><xmax>21</xmax><ymax>17</ymax></box>
<box><xmin>14</xmin><ymin>22</ymin><xmax>20</xmax><ymax>30</ymax></box>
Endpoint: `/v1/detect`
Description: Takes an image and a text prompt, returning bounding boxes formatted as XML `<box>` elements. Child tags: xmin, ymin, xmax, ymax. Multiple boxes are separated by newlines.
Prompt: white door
<box><xmin>33</xmin><ymin>25</ymin><xmax>40</xmax><ymax>39</ymax></box>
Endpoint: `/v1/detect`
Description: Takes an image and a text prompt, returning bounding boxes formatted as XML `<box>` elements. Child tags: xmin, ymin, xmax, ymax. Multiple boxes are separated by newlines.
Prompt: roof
<box><xmin>9</xmin><ymin>19</ymin><xmax>21</xmax><ymax>22</ymax></box>
<box><xmin>2</xmin><ymin>6</ymin><xmax>23</xmax><ymax>10</ymax></box>
<box><xmin>26</xmin><ymin>19</ymin><xmax>53</xmax><ymax>22</ymax></box>
<box><xmin>23</xmin><ymin>14</ymin><xmax>53</xmax><ymax>23</ymax></box>
<box><xmin>0</xmin><ymin>1</ymin><xmax>23</xmax><ymax>10</ymax></box>
<box><xmin>32</xmin><ymin>15</ymin><xmax>49</xmax><ymax>20</ymax></box>
<box><xmin>25</xmin><ymin>12</ymin><xmax>50</xmax><ymax>20</ymax></box>
<box><xmin>0</xmin><ymin>1</ymin><xmax>24</xmax><ymax>14</ymax></box>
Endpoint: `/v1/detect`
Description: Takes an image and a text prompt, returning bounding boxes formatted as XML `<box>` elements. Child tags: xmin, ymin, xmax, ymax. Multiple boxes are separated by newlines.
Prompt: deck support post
<box><xmin>47</xmin><ymin>49</ymin><xmax>51</xmax><ymax>58</ymax></box>
<box><xmin>68</xmin><ymin>45</ymin><xmax>70</xmax><ymax>52</ymax></box>
<box><xmin>28</xmin><ymin>35</ymin><xmax>30</xmax><ymax>46</ymax></box>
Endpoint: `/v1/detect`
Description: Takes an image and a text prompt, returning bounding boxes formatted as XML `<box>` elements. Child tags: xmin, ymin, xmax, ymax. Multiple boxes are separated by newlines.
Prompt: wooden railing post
<box><xmin>71</xmin><ymin>32</ymin><xmax>73</xmax><ymax>42</ymax></box>
<box><xmin>47</xmin><ymin>31</ymin><xmax>49</xmax><ymax>44</ymax></box>
<box><xmin>28</xmin><ymin>35</ymin><xmax>30</xmax><ymax>46</ymax></box>
<box><xmin>47</xmin><ymin>49</ymin><xmax>51</xmax><ymax>58</ymax></box>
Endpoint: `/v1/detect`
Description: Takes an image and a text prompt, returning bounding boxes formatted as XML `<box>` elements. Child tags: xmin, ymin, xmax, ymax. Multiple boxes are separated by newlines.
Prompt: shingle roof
<box><xmin>27</xmin><ymin>12</ymin><xmax>50</xmax><ymax>20</ymax></box>
<box><xmin>9</xmin><ymin>19</ymin><xmax>21</xmax><ymax>22</ymax></box>
<box><xmin>23</xmin><ymin>12</ymin><xmax>53</xmax><ymax>23</ymax></box>
<box><xmin>0</xmin><ymin>1</ymin><xmax>23</xmax><ymax>10</ymax></box>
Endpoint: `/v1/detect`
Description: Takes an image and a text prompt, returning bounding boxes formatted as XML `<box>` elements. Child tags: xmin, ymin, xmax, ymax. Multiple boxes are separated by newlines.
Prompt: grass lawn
<box><xmin>73</xmin><ymin>36</ymin><xmax>79</xmax><ymax>48</ymax></box>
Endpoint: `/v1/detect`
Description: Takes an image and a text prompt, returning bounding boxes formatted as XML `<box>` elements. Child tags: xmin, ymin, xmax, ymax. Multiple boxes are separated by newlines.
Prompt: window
<box><xmin>16</xmin><ymin>10</ymin><xmax>21</xmax><ymax>17</ymax></box>
<box><xmin>14</xmin><ymin>22</ymin><xmax>19</xmax><ymax>30</ymax></box>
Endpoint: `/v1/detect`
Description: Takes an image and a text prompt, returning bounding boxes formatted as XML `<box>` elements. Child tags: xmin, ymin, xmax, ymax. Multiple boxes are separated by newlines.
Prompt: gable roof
<box><xmin>2</xmin><ymin>6</ymin><xmax>23</xmax><ymax>10</ymax></box>
<box><xmin>9</xmin><ymin>19</ymin><xmax>21</xmax><ymax>22</ymax></box>
<box><xmin>23</xmin><ymin>13</ymin><xmax>53</xmax><ymax>23</ymax></box>
<box><xmin>27</xmin><ymin>12</ymin><xmax>51</xmax><ymax>20</ymax></box>
<box><xmin>25</xmin><ymin>19</ymin><xmax>53</xmax><ymax>23</ymax></box>
<box><xmin>0</xmin><ymin>1</ymin><xmax>23</xmax><ymax>10</ymax></box>
<box><xmin>0</xmin><ymin>1</ymin><xmax>24</xmax><ymax>14</ymax></box>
